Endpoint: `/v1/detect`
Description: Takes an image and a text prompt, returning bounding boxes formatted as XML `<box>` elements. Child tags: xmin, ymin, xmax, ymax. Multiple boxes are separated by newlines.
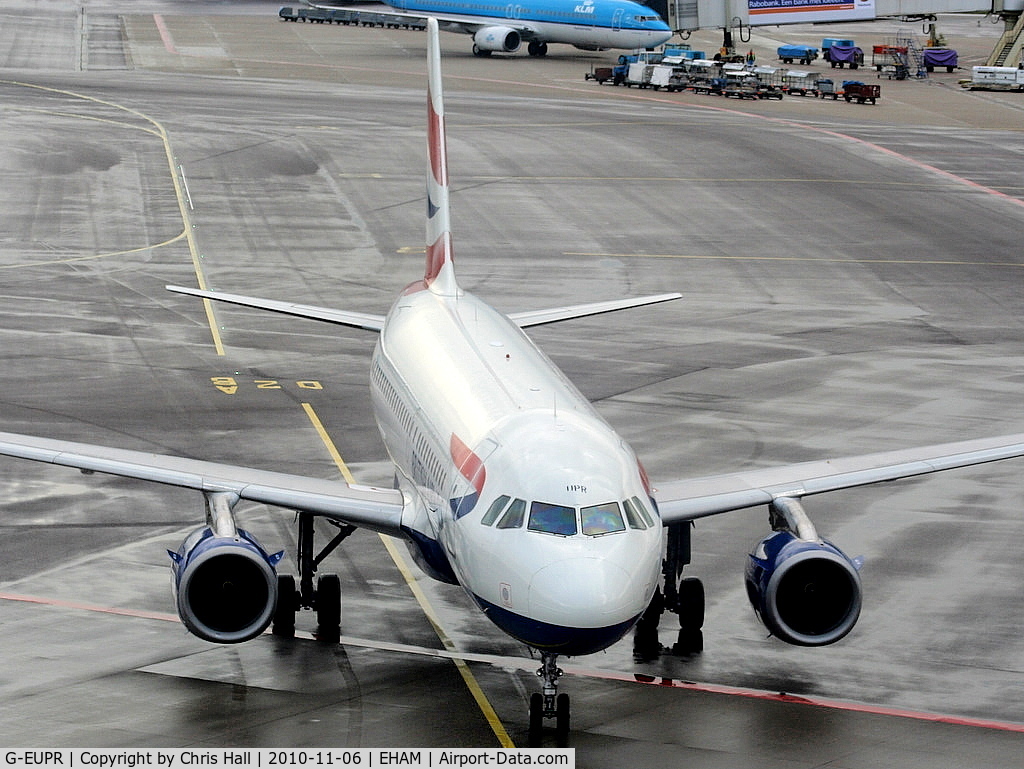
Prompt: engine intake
<box><xmin>169</xmin><ymin>526</ymin><xmax>283</xmax><ymax>643</ymax></box>
<box><xmin>473</xmin><ymin>26</ymin><xmax>521</xmax><ymax>53</ymax></box>
<box><xmin>745</xmin><ymin>530</ymin><xmax>862</xmax><ymax>646</ymax></box>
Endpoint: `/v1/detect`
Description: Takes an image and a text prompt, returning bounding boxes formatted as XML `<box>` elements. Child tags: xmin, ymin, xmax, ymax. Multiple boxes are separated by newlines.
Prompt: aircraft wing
<box><xmin>654</xmin><ymin>432</ymin><xmax>1024</xmax><ymax>524</ymax></box>
<box><xmin>0</xmin><ymin>431</ymin><xmax>405</xmax><ymax>535</ymax></box>
<box><xmin>509</xmin><ymin>293</ymin><xmax>682</xmax><ymax>328</ymax></box>
<box><xmin>166</xmin><ymin>285</ymin><xmax>385</xmax><ymax>332</ymax></box>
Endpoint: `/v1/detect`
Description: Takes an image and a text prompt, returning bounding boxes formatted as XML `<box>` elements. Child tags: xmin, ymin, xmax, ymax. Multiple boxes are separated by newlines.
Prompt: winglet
<box><xmin>425</xmin><ymin>18</ymin><xmax>458</xmax><ymax>297</ymax></box>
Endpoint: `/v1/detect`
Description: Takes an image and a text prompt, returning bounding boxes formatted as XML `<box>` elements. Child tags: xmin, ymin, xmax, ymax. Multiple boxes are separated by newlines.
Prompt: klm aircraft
<box><xmin>313</xmin><ymin>0</ymin><xmax>673</xmax><ymax>55</ymax></box>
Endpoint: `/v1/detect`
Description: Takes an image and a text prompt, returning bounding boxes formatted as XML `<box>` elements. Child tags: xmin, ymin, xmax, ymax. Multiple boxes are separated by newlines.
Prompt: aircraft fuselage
<box><xmin>370</xmin><ymin>282</ymin><xmax>663</xmax><ymax>654</ymax></box>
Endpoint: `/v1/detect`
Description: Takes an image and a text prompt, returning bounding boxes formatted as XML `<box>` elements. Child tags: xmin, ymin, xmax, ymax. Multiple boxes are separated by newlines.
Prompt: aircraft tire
<box><xmin>272</xmin><ymin>574</ymin><xmax>296</xmax><ymax>637</ymax></box>
<box><xmin>316</xmin><ymin>573</ymin><xmax>342</xmax><ymax>642</ymax></box>
<box><xmin>555</xmin><ymin>693</ymin><xmax>570</xmax><ymax>747</ymax></box>
<box><xmin>677</xmin><ymin>576</ymin><xmax>705</xmax><ymax>629</ymax></box>
<box><xmin>673</xmin><ymin>628</ymin><xmax>704</xmax><ymax>656</ymax></box>
<box><xmin>528</xmin><ymin>693</ymin><xmax>544</xmax><ymax>747</ymax></box>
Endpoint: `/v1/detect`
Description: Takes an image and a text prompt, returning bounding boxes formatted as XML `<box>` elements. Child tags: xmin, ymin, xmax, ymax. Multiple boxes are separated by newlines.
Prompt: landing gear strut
<box><xmin>634</xmin><ymin>522</ymin><xmax>705</xmax><ymax>660</ymax></box>
<box><xmin>272</xmin><ymin>511</ymin><xmax>355</xmax><ymax>642</ymax></box>
<box><xmin>528</xmin><ymin>652</ymin><xmax>569</xmax><ymax>747</ymax></box>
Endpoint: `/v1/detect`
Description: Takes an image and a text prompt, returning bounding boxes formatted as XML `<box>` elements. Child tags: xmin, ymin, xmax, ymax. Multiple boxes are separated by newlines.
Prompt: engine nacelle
<box><xmin>169</xmin><ymin>526</ymin><xmax>283</xmax><ymax>644</ymax></box>
<box><xmin>473</xmin><ymin>26</ymin><xmax>521</xmax><ymax>53</ymax></box>
<box><xmin>745</xmin><ymin>530</ymin><xmax>862</xmax><ymax>646</ymax></box>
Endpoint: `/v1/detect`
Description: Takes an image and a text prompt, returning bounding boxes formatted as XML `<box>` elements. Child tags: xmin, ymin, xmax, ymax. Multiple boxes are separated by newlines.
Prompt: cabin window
<box><xmin>581</xmin><ymin>502</ymin><xmax>626</xmax><ymax>536</ymax></box>
<box><xmin>529</xmin><ymin>501</ymin><xmax>577</xmax><ymax>536</ymax></box>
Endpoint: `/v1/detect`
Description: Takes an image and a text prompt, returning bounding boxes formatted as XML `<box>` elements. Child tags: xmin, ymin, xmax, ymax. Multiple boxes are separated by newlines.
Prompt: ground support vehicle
<box><xmin>752</xmin><ymin>66</ymin><xmax>785</xmax><ymax>99</ymax></box>
<box><xmin>822</xmin><ymin>37</ymin><xmax>854</xmax><ymax>60</ymax></box>
<box><xmin>963</xmin><ymin>66</ymin><xmax>1024</xmax><ymax>90</ymax></box>
<box><xmin>843</xmin><ymin>81</ymin><xmax>880</xmax><ymax>103</ymax></box>
<box><xmin>777</xmin><ymin>45</ymin><xmax>818</xmax><ymax>65</ymax></box>
<box><xmin>923</xmin><ymin>48</ymin><xmax>958</xmax><ymax>72</ymax></box>
<box><xmin>745</xmin><ymin>67</ymin><xmax>782</xmax><ymax>99</ymax></box>
<box><xmin>826</xmin><ymin>45</ymin><xmax>864</xmax><ymax>69</ymax></box>
<box><xmin>689</xmin><ymin>77</ymin><xmax>717</xmax><ymax>95</ymax></box>
<box><xmin>783</xmin><ymin>70</ymin><xmax>820</xmax><ymax>96</ymax></box>
<box><xmin>647</xmin><ymin>62</ymin><xmax>691</xmax><ymax>91</ymax></box>
<box><xmin>872</xmin><ymin>45</ymin><xmax>907</xmax><ymax>72</ymax></box>
<box><xmin>686</xmin><ymin>59</ymin><xmax>723</xmax><ymax>79</ymax></box>
<box><xmin>626</xmin><ymin>62</ymin><xmax>656</xmax><ymax>88</ymax></box>
<box><xmin>585</xmin><ymin>67</ymin><xmax>617</xmax><ymax>84</ymax></box>
<box><xmin>816</xmin><ymin>78</ymin><xmax>839</xmax><ymax>99</ymax></box>
<box><xmin>717</xmin><ymin>74</ymin><xmax>759</xmax><ymax>99</ymax></box>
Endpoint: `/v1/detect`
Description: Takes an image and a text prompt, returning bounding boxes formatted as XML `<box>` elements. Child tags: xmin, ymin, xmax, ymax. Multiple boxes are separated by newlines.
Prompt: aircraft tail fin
<box><xmin>424</xmin><ymin>18</ymin><xmax>458</xmax><ymax>297</ymax></box>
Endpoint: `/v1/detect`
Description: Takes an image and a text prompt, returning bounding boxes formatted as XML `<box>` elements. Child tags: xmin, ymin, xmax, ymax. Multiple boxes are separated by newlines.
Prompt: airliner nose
<box><xmin>529</xmin><ymin>557</ymin><xmax>641</xmax><ymax>629</ymax></box>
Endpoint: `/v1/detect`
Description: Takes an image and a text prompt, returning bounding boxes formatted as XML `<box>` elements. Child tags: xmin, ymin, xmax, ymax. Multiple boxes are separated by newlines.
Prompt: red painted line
<box><xmin>152</xmin><ymin>15</ymin><xmax>179</xmax><ymax>56</ymax></box>
<box><xmin>5</xmin><ymin>590</ymin><xmax>1023</xmax><ymax>733</ymax></box>
<box><xmin>0</xmin><ymin>590</ymin><xmax>179</xmax><ymax>623</ymax></box>
<box><xmin>566</xmin><ymin>666</ymin><xmax>1024</xmax><ymax>734</ymax></box>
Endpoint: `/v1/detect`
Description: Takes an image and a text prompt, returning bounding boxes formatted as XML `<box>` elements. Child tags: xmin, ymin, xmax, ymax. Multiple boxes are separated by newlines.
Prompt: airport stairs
<box><xmin>987</xmin><ymin>14</ymin><xmax>1024</xmax><ymax>67</ymax></box>
<box><xmin>895</xmin><ymin>33</ymin><xmax>928</xmax><ymax>79</ymax></box>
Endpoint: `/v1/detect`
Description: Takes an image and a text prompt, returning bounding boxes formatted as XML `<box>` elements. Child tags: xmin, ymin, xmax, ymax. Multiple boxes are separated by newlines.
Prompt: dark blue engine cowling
<box><xmin>169</xmin><ymin>526</ymin><xmax>283</xmax><ymax>643</ymax></box>
<box><xmin>745</xmin><ymin>530</ymin><xmax>862</xmax><ymax>646</ymax></box>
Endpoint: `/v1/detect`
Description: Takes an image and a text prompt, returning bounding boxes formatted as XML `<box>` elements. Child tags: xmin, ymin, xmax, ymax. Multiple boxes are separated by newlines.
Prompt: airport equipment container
<box><xmin>816</xmin><ymin>78</ymin><xmax>838</xmax><ymax>99</ymax></box>
<box><xmin>826</xmin><ymin>45</ymin><xmax>864</xmax><ymax>69</ymax></box>
<box><xmin>783</xmin><ymin>70</ymin><xmax>820</xmax><ymax>96</ymax></box>
<box><xmin>778</xmin><ymin>45</ymin><xmax>818</xmax><ymax>65</ymax></box>
<box><xmin>965</xmin><ymin>66</ymin><xmax>1024</xmax><ymax>90</ymax></box>
<box><xmin>922</xmin><ymin>48</ymin><xmax>958</xmax><ymax>72</ymax></box>
<box><xmin>842</xmin><ymin>81</ymin><xmax>880</xmax><ymax>104</ymax></box>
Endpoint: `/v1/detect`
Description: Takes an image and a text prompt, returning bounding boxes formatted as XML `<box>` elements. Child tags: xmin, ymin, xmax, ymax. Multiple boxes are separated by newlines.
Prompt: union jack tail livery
<box><xmin>425</xmin><ymin>18</ymin><xmax>457</xmax><ymax>297</ymax></box>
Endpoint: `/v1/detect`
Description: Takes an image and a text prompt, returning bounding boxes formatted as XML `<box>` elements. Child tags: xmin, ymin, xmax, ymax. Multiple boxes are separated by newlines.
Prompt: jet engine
<box><xmin>745</xmin><ymin>529</ymin><xmax>862</xmax><ymax>646</ymax></box>
<box><xmin>169</xmin><ymin>525</ymin><xmax>283</xmax><ymax>644</ymax></box>
<box><xmin>473</xmin><ymin>26</ymin><xmax>521</xmax><ymax>53</ymax></box>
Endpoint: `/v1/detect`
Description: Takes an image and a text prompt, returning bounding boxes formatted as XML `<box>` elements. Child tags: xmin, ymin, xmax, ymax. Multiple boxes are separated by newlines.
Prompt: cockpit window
<box><xmin>481</xmin><ymin>495</ymin><xmax>644</xmax><ymax>537</ymax></box>
<box><xmin>481</xmin><ymin>494</ymin><xmax>511</xmax><ymax>526</ymax></box>
<box><xmin>581</xmin><ymin>502</ymin><xmax>626</xmax><ymax>536</ymax></box>
<box><xmin>529</xmin><ymin>501</ymin><xmax>577</xmax><ymax>536</ymax></box>
<box><xmin>496</xmin><ymin>498</ymin><xmax>527</xmax><ymax>529</ymax></box>
<box><xmin>624</xmin><ymin>496</ymin><xmax>653</xmax><ymax>529</ymax></box>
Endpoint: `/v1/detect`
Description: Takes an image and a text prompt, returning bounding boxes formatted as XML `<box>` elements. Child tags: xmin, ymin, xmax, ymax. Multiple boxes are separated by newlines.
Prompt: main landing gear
<box><xmin>272</xmin><ymin>511</ymin><xmax>355</xmax><ymax>642</ymax></box>
<box><xmin>634</xmin><ymin>522</ymin><xmax>705</xmax><ymax>661</ymax></box>
<box><xmin>528</xmin><ymin>652</ymin><xmax>569</xmax><ymax>747</ymax></box>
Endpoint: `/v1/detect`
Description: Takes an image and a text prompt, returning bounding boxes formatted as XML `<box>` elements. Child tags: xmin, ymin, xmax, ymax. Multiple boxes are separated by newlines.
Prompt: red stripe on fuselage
<box><xmin>451</xmin><ymin>433</ymin><xmax>486</xmax><ymax>494</ymax></box>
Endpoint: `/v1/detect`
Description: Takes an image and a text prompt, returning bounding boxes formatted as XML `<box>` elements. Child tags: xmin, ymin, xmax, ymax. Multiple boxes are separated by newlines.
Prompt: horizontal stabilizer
<box><xmin>509</xmin><ymin>292</ymin><xmax>682</xmax><ymax>328</ymax></box>
<box><xmin>167</xmin><ymin>285</ymin><xmax>385</xmax><ymax>332</ymax></box>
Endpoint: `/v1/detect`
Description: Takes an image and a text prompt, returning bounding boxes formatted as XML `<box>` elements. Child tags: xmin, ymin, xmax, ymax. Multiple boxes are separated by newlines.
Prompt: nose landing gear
<box><xmin>528</xmin><ymin>652</ymin><xmax>569</xmax><ymax>747</ymax></box>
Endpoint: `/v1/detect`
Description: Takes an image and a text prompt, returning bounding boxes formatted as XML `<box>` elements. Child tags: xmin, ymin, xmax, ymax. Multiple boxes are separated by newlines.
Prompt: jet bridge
<box><xmin>648</xmin><ymin>0</ymin><xmax>1022</xmax><ymax>65</ymax></box>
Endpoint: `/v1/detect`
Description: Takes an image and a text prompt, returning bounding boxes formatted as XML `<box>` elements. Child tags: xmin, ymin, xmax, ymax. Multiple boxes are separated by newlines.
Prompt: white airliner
<box><xmin>306</xmin><ymin>0</ymin><xmax>673</xmax><ymax>56</ymax></box>
<box><xmin>3</xmin><ymin>18</ymin><xmax>1024</xmax><ymax>747</ymax></box>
